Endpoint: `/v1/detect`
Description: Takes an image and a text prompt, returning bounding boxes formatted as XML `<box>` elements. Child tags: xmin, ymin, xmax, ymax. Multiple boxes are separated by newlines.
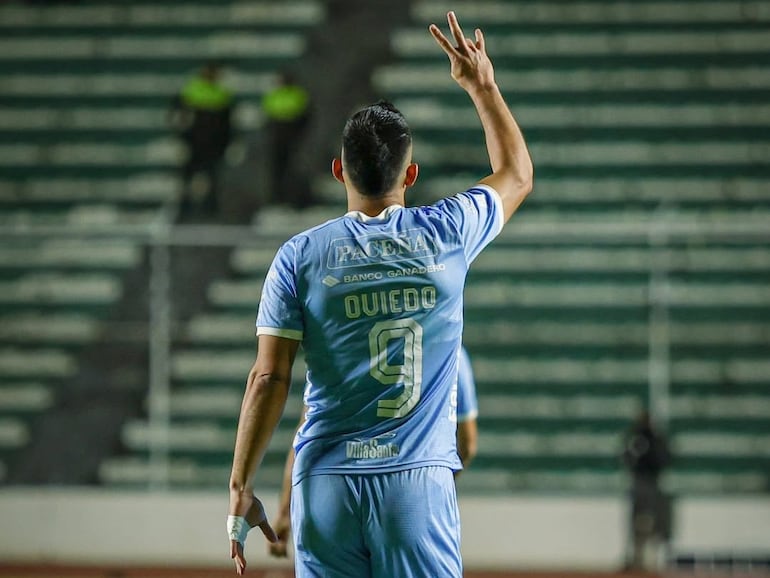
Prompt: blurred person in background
<box><xmin>226</xmin><ymin>11</ymin><xmax>532</xmax><ymax>577</ymax></box>
<box><xmin>622</xmin><ymin>408</ymin><xmax>672</xmax><ymax>572</ymax></box>
<box><xmin>267</xmin><ymin>346</ymin><xmax>479</xmax><ymax>559</ymax></box>
<box><xmin>261</xmin><ymin>71</ymin><xmax>313</xmax><ymax>209</ymax></box>
<box><xmin>169</xmin><ymin>60</ymin><xmax>234</xmax><ymax>221</ymax></box>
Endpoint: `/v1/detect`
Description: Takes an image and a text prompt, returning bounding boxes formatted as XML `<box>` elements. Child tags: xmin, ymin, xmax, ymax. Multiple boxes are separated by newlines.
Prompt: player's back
<box><xmin>256</xmin><ymin>187</ymin><xmax>503</xmax><ymax>482</ymax></box>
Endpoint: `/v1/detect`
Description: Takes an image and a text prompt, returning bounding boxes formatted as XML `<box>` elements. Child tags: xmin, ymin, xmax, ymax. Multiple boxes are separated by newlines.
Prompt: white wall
<box><xmin>0</xmin><ymin>489</ymin><xmax>768</xmax><ymax>570</ymax></box>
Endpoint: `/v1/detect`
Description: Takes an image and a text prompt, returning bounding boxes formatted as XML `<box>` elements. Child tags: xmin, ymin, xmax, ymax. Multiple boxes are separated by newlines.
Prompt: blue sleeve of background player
<box><xmin>456</xmin><ymin>347</ymin><xmax>478</xmax><ymax>423</ymax></box>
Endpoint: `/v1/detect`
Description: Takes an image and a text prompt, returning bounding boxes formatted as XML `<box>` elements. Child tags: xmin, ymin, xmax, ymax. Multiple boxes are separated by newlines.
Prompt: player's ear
<box><xmin>332</xmin><ymin>158</ymin><xmax>344</xmax><ymax>184</ymax></box>
<box><xmin>404</xmin><ymin>162</ymin><xmax>419</xmax><ymax>188</ymax></box>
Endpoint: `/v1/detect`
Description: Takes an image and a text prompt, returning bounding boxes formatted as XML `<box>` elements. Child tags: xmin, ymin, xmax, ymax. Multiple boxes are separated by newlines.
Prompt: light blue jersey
<box><xmin>257</xmin><ymin>185</ymin><xmax>502</xmax><ymax>484</ymax></box>
<box><xmin>456</xmin><ymin>346</ymin><xmax>478</xmax><ymax>424</ymax></box>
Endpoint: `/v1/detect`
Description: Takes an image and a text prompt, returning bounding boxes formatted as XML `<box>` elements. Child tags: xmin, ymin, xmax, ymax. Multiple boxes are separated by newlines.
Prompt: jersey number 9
<box><xmin>369</xmin><ymin>319</ymin><xmax>423</xmax><ymax>418</ymax></box>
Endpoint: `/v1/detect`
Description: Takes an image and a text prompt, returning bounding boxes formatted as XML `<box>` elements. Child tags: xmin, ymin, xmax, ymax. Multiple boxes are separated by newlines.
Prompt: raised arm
<box><xmin>430</xmin><ymin>11</ymin><xmax>533</xmax><ymax>223</ymax></box>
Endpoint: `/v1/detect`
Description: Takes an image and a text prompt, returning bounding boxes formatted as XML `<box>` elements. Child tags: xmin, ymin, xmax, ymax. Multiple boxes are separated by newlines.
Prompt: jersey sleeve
<box><xmin>256</xmin><ymin>240</ymin><xmax>303</xmax><ymax>341</ymax></box>
<box><xmin>438</xmin><ymin>184</ymin><xmax>504</xmax><ymax>264</ymax></box>
<box><xmin>456</xmin><ymin>347</ymin><xmax>478</xmax><ymax>423</ymax></box>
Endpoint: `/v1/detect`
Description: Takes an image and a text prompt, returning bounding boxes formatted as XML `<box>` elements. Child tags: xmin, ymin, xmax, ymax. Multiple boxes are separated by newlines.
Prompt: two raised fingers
<box><xmin>429</xmin><ymin>11</ymin><xmax>485</xmax><ymax>58</ymax></box>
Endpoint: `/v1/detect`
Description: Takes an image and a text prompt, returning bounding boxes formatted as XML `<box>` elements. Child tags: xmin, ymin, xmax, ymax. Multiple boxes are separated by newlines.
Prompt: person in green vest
<box><xmin>261</xmin><ymin>71</ymin><xmax>313</xmax><ymax>209</ymax></box>
<box><xmin>169</xmin><ymin>61</ymin><xmax>234</xmax><ymax>220</ymax></box>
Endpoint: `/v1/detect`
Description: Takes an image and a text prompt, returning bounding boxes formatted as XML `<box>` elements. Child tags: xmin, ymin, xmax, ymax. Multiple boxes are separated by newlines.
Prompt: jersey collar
<box><xmin>344</xmin><ymin>204</ymin><xmax>403</xmax><ymax>222</ymax></box>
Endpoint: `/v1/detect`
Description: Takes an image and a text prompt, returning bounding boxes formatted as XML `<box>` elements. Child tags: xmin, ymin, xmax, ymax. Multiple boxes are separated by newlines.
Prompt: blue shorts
<box><xmin>291</xmin><ymin>465</ymin><xmax>462</xmax><ymax>578</ymax></box>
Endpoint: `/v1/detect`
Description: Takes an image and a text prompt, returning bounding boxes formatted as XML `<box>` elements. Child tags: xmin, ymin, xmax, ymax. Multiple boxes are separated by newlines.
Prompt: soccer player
<box><xmin>455</xmin><ymin>345</ymin><xmax>479</xmax><ymax>473</ymax></box>
<box><xmin>227</xmin><ymin>11</ymin><xmax>533</xmax><ymax>577</ymax></box>
<box><xmin>267</xmin><ymin>345</ymin><xmax>479</xmax><ymax>559</ymax></box>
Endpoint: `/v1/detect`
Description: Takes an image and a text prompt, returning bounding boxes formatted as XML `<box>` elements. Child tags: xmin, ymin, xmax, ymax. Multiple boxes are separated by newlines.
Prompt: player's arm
<box><xmin>268</xmin><ymin>406</ymin><xmax>307</xmax><ymax>558</ymax></box>
<box><xmin>455</xmin><ymin>417</ymin><xmax>478</xmax><ymax>478</ymax></box>
<box><xmin>430</xmin><ymin>11</ymin><xmax>533</xmax><ymax>223</ymax></box>
<box><xmin>228</xmin><ymin>334</ymin><xmax>300</xmax><ymax>575</ymax></box>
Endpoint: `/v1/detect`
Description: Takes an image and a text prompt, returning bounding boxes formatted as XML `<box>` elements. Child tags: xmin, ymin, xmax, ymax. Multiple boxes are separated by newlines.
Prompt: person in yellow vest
<box><xmin>261</xmin><ymin>71</ymin><xmax>312</xmax><ymax>208</ymax></box>
<box><xmin>169</xmin><ymin>61</ymin><xmax>234</xmax><ymax>220</ymax></box>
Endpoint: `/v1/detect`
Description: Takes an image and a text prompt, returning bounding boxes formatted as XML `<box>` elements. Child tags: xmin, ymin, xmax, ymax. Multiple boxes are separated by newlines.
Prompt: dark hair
<box><xmin>341</xmin><ymin>101</ymin><xmax>412</xmax><ymax>197</ymax></box>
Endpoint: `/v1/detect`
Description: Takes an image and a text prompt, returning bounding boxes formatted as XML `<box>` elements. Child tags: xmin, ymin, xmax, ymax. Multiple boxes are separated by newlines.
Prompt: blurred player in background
<box><xmin>267</xmin><ymin>345</ymin><xmax>479</xmax><ymax>559</ymax></box>
<box><xmin>226</xmin><ymin>11</ymin><xmax>532</xmax><ymax>577</ymax></box>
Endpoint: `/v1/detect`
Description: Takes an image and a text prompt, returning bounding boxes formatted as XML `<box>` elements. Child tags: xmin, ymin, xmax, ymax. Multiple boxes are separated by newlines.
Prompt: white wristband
<box><xmin>227</xmin><ymin>515</ymin><xmax>251</xmax><ymax>545</ymax></box>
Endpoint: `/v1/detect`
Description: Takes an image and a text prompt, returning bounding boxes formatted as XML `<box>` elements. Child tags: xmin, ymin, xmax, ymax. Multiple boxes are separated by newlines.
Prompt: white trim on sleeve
<box><xmin>457</xmin><ymin>409</ymin><xmax>479</xmax><ymax>423</ymax></box>
<box><xmin>256</xmin><ymin>326</ymin><xmax>303</xmax><ymax>340</ymax></box>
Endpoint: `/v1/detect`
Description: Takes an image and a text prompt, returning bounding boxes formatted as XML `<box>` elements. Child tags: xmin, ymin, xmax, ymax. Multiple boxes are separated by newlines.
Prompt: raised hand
<box><xmin>429</xmin><ymin>11</ymin><xmax>495</xmax><ymax>94</ymax></box>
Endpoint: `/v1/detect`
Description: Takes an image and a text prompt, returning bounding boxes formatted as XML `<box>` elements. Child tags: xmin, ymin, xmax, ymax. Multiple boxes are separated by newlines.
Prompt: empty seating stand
<box><xmin>99</xmin><ymin>233</ymin><xmax>303</xmax><ymax>488</ymax></box>
<box><xmin>0</xmin><ymin>239</ymin><xmax>141</xmax><ymax>479</ymax></box>
<box><xmin>0</xmin><ymin>0</ymin><xmax>325</xmax><ymax>486</ymax></box>
<box><xmin>0</xmin><ymin>0</ymin><xmax>324</xmax><ymax>229</ymax></box>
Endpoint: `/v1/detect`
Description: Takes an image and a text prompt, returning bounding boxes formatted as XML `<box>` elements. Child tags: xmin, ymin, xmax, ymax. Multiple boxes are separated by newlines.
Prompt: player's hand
<box><xmin>228</xmin><ymin>492</ymin><xmax>279</xmax><ymax>575</ymax></box>
<box><xmin>267</xmin><ymin>511</ymin><xmax>292</xmax><ymax>558</ymax></box>
<box><xmin>429</xmin><ymin>11</ymin><xmax>495</xmax><ymax>94</ymax></box>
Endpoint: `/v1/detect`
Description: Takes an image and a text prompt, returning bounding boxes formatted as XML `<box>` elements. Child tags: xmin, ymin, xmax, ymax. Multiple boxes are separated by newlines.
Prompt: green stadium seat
<box><xmin>664</xmin><ymin>471</ymin><xmax>767</xmax><ymax>494</ymax></box>
<box><xmin>392</xmin><ymin>29</ymin><xmax>770</xmax><ymax>58</ymax></box>
<box><xmin>165</xmin><ymin>387</ymin><xmax>304</xmax><ymax>420</ymax></box>
<box><xmin>0</xmin><ymin>2</ymin><xmax>324</xmax><ymax>30</ymax></box>
<box><xmin>0</xmin><ymin>348</ymin><xmax>77</xmax><ymax>379</ymax></box>
<box><xmin>171</xmin><ymin>349</ymin><xmax>307</xmax><ymax>383</ymax></box>
<box><xmin>0</xmin><ymin>104</ymin><xmax>262</xmax><ymax>133</ymax></box>
<box><xmin>373</xmin><ymin>65</ymin><xmax>769</xmax><ymax>94</ymax></box>
<box><xmin>185</xmin><ymin>314</ymin><xmax>258</xmax><ymax>344</ymax></box>
<box><xmin>98</xmin><ymin>455</ymin><xmax>284</xmax><ymax>488</ymax></box>
<box><xmin>229</xmin><ymin>247</ymin><xmax>283</xmax><ymax>274</ymax></box>
<box><xmin>457</xmin><ymin>468</ymin><xmax>624</xmax><ymax>494</ymax></box>
<box><xmin>0</xmin><ymin>173</ymin><xmax>178</xmax><ymax>205</ymax></box>
<box><xmin>674</xmin><ymin>432</ymin><xmax>770</xmax><ymax>457</ymax></box>
<box><xmin>206</xmin><ymin>279</ymin><xmax>264</xmax><ymax>309</ymax></box>
<box><xmin>0</xmin><ymin>206</ymin><xmax>166</xmax><ymax>229</ymax></box>
<box><xmin>0</xmin><ymin>273</ymin><xmax>122</xmax><ymax>306</ymax></box>
<box><xmin>0</xmin><ymin>314</ymin><xmax>100</xmax><ymax>345</ymax></box>
<box><xmin>478</xmin><ymin>394</ymin><xmax>642</xmax><ymax>421</ymax></box>
<box><xmin>0</xmin><ymin>383</ymin><xmax>53</xmax><ymax>413</ymax></box>
<box><xmin>412</xmin><ymin>1</ymin><xmax>769</xmax><ymax>23</ymax></box>
<box><xmin>251</xmin><ymin>205</ymin><xmax>346</xmax><ymax>234</ymax></box>
<box><xmin>0</xmin><ymin>417</ymin><xmax>29</xmax><ymax>449</ymax></box>
<box><xmin>397</xmin><ymin>100</ymin><xmax>770</xmax><ymax>130</ymax></box>
<box><xmin>671</xmin><ymin>394</ymin><xmax>770</xmax><ymax>420</ymax></box>
<box><xmin>0</xmin><ymin>33</ymin><xmax>305</xmax><ymax>61</ymax></box>
<box><xmin>0</xmin><ymin>240</ymin><xmax>141</xmax><ymax>270</ymax></box>
<box><xmin>0</xmin><ymin>71</ymin><xmax>275</xmax><ymax>99</ymax></box>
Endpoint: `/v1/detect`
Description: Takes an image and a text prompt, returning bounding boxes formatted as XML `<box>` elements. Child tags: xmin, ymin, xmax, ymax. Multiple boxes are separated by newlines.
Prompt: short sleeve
<box><xmin>256</xmin><ymin>241</ymin><xmax>303</xmax><ymax>340</ymax></box>
<box><xmin>436</xmin><ymin>184</ymin><xmax>504</xmax><ymax>264</ymax></box>
<box><xmin>456</xmin><ymin>347</ymin><xmax>478</xmax><ymax>423</ymax></box>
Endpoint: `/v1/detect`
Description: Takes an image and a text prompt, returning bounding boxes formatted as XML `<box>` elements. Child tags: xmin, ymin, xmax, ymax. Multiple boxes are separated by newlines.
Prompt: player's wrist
<box><xmin>465</xmin><ymin>80</ymin><xmax>500</xmax><ymax>99</ymax></box>
<box><xmin>227</xmin><ymin>514</ymin><xmax>252</xmax><ymax>546</ymax></box>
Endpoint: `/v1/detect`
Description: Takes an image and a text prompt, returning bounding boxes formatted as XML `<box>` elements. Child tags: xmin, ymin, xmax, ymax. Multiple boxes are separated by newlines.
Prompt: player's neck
<box><xmin>346</xmin><ymin>189</ymin><xmax>405</xmax><ymax>217</ymax></box>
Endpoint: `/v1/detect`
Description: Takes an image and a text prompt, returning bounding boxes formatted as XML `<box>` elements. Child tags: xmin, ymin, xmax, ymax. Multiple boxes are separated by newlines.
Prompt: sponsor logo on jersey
<box><xmin>327</xmin><ymin>229</ymin><xmax>438</xmax><ymax>270</ymax></box>
<box><xmin>346</xmin><ymin>437</ymin><xmax>400</xmax><ymax>460</ymax></box>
